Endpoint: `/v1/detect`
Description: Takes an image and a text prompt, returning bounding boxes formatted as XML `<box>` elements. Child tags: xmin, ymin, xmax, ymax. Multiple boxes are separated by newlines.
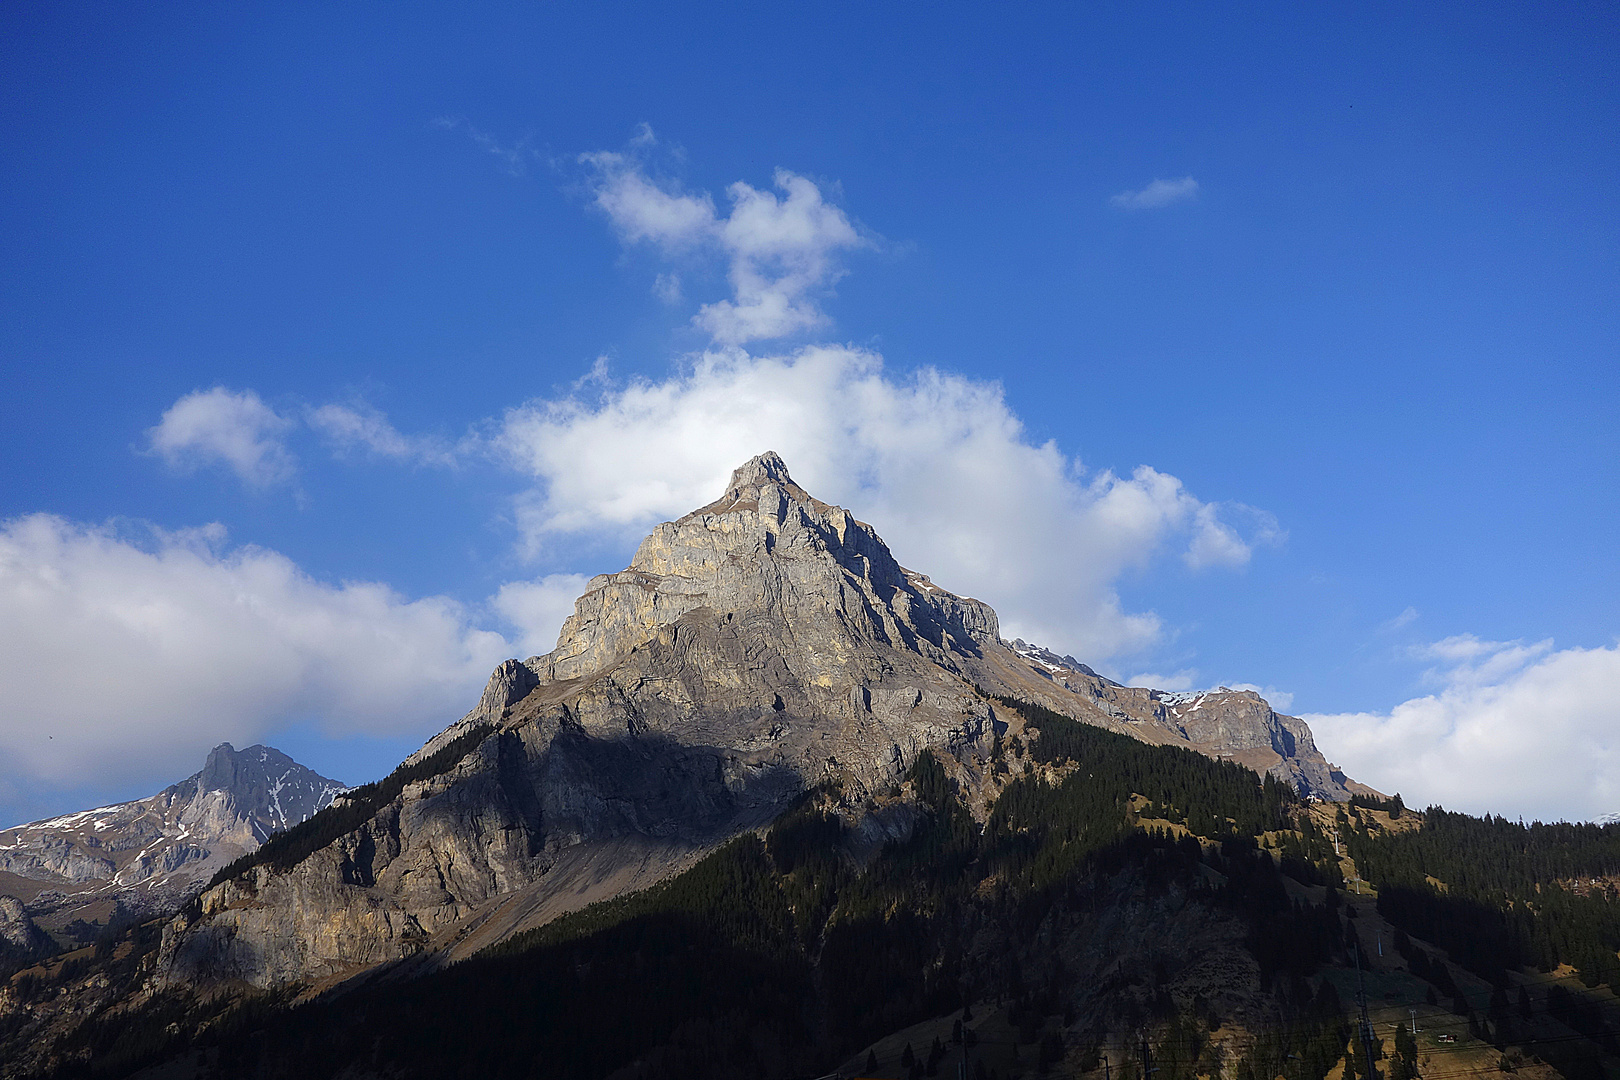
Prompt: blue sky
<box><xmin>2</xmin><ymin>1</ymin><xmax>1617</xmax><ymax>826</ymax></box>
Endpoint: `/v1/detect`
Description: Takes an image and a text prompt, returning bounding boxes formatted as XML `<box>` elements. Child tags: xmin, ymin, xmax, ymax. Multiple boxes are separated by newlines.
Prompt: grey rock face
<box><xmin>0</xmin><ymin>895</ymin><xmax>53</xmax><ymax>968</ymax></box>
<box><xmin>156</xmin><ymin>451</ymin><xmax>1353</xmax><ymax>992</ymax></box>
<box><xmin>0</xmin><ymin>744</ymin><xmax>344</xmax><ymax>933</ymax></box>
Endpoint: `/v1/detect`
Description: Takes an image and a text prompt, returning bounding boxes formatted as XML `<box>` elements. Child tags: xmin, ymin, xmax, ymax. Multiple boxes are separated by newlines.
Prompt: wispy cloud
<box><xmin>580</xmin><ymin>132</ymin><xmax>870</xmax><ymax>345</ymax></box>
<box><xmin>307</xmin><ymin>403</ymin><xmax>459</xmax><ymax>466</ymax></box>
<box><xmin>652</xmin><ymin>272</ymin><xmax>683</xmax><ymax>304</ymax></box>
<box><xmin>146</xmin><ymin>391</ymin><xmax>467</xmax><ymax>487</ymax></box>
<box><xmin>1111</xmin><ymin>176</ymin><xmax>1200</xmax><ymax>210</ymax></box>
<box><xmin>1128</xmin><ymin>669</ymin><xmax>1200</xmax><ymax>692</ymax></box>
<box><xmin>145</xmin><ymin>387</ymin><xmax>297</xmax><ymax>487</ymax></box>
<box><xmin>1383</xmin><ymin>606</ymin><xmax>1421</xmax><ymax>631</ymax></box>
<box><xmin>434</xmin><ymin>116</ymin><xmax>540</xmax><ymax>177</ymax></box>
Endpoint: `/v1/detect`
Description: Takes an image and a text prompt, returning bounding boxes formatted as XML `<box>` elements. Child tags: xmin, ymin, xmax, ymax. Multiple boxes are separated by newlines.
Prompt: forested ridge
<box><xmin>1347</xmin><ymin>808</ymin><xmax>1620</xmax><ymax>988</ymax></box>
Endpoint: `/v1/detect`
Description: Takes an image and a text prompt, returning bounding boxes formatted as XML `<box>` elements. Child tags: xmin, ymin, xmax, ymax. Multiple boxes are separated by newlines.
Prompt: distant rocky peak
<box><xmin>165</xmin><ymin>743</ymin><xmax>345</xmax><ymax>840</ymax></box>
<box><xmin>196</xmin><ymin>742</ymin><xmax>294</xmax><ymax>793</ymax></box>
<box><xmin>1008</xmin><ymin>638</ymin><xmax>1113</xmax><ymax>684</ymax></box>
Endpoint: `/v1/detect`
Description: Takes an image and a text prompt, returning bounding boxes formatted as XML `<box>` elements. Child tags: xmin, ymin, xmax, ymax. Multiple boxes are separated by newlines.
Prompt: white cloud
<box><xmin>0</xmin><ymin>514</ymin><xmax>511</xmax><ymax>810</ymax></box>
<box><xmin>1305</xmin><ymin>637</ymin><xmax>1620</xmax><ymax>823</ymax></box>
<box><xmin>581</xmin><ymin>150</ymin><xmax>718</xmax><ymax>251</ymax></box>
<box><xmin>1185</xmin><ymin>504</ymin><xmax>1251</xmax><ymax>569</ymax></box>
<box><xmin>491</xmin><ymin>574</ymin><xmax>592</xmax><ymax>660</ymax></box>
<box><xmin>1224</xmin><ymin>682</ymin><xmax>1296</xmax><ymax>711</ymax></box>
<box><xmin>494</xmin><ymin>345</ymin><xmax>1271</xmax><ymax>663</ymax></box>
<box><xmin>1128</xmin><ymin>670</ymin><xmax>1200</xmax><ymax>692</ymax></box>
<box><xmin>1111</xmin><ymin>177</ymin><xmax>1200</xmax><ymax>211</ymax></box>
<box><xmin>146</xmin><ymin>387</ymin><xmax>296</xmax><ymax>487</ymax></box>
<box><xmin>696</xmin><ymin>170</ymin><xmax>865</xmax><ymax>344</ymax></box>
<box><xmin>147</xmin><ymin>391</ymin><xmax>462</xmax><ymax>479</ymax></box>
<box><xmin>581</xmin><ymin>145</ymin><xmax>867</xmax><ymax>345</ymax></box>
<box><xmin>1384</xmin><ymin>606</ymin><xmax>1421</xmax><ymax>631</ymax></box>
<box><xmin>308</xmin><ymin>403</ymin><xmax>457</xmax><ymax>466</ymax></box>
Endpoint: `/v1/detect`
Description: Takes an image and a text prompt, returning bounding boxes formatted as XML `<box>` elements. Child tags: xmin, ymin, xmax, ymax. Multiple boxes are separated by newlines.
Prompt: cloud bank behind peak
<box><xmin>496</xmin><ymin>345</ymin><xmax>1272</xmax><ymax>662</ymax></box>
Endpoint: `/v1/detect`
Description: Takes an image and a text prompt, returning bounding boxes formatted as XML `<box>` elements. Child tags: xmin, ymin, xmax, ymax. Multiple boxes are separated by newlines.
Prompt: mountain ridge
<box><xmin>154</xmin><ymin>452</ymin><xmax>1353</xmax><ymax>993</ymax></box>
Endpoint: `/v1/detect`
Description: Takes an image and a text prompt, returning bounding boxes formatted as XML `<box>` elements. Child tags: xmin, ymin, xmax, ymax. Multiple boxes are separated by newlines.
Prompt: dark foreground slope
<box><xmin>1</xmin><ymin>700</ymin><xmax>1317</xmax><ymax>1078</ymax></box>
<box><xmin>11</xmin><ymin>703</ymin><xmax>1620</xmax><ymax>1080</ymax></box>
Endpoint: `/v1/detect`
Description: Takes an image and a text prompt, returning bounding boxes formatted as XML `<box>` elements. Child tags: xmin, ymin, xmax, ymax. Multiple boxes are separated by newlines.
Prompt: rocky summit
<box><xmin>0</xmin><ymin>743</ymin><xmax>344</xmax><ymax>943</ymax></box>
<box><xmin>157</xmin><ymin>452</ymin><xmax>1354</xmax><ymax>992</ymax></box>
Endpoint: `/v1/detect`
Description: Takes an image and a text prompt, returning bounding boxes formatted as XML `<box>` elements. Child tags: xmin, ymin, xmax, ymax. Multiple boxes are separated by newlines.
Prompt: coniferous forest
<box><xmin>1348</xmin><ymin>808</ymin><xmax>1620</xmax><ymax>987</ymax></box>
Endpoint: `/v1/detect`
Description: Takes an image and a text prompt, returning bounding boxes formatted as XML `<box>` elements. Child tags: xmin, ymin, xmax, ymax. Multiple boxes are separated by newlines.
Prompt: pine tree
<box><xmin>1394</xmin><ymin>1021</ymin><xmax>1419</xmax><ymax>1079</ymax></box>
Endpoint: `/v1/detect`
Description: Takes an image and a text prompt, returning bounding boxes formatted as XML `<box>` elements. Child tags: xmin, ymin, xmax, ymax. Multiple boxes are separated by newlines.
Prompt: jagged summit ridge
<box><xmin>684</xmin><ymin>449</ymin><xmax>826</xmax><ymax>518</ymax></box>
<box><xmin>533</xmin><ymin>449</ymin><xmax>998</xmax><ymax>688</ymax></box>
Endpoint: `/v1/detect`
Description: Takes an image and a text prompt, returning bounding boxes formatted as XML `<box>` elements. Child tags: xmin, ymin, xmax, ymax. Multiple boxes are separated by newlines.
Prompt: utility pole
<box><xmin>1355</xmin><ymin>944</ymin><xmax>1381</xmax><ymax>1080</ymax></box>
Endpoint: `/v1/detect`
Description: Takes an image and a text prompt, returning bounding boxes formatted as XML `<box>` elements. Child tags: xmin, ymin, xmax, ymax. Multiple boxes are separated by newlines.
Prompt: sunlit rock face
<box><xmin>157</xmin><ymin>452</ymin><xmax>1349</xmax><ymax>991</ymax></box>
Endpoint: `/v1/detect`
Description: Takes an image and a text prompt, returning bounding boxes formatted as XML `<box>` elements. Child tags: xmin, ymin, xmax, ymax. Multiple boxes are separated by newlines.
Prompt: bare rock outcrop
<box><xmin>0</xmin><ymin>896</ymin><xmax>52</xmax><ymax>969</ymax></box>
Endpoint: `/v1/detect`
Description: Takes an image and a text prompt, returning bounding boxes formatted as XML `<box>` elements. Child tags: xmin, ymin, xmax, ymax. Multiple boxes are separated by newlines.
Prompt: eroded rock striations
<box><xmin>157</xmin><ymin>452</ymin><xmax>1353</xmax><ymax>992</ymax></box>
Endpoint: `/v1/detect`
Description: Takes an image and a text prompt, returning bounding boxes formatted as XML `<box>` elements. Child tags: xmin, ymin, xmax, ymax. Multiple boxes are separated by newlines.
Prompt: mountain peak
<box><xmin>685</xmin><ymin>450</ymin><xmax>826</xmax><ymax>519</ymax></box>
<box><xmin>157</xmin><ymin>454</ymin><xmax>1355</xmax><ymax>994</ymax></box>
<box><xmin>531</xmin><ymin>449</ymin><xmax>964</xmax><ymax>685</ymax></box>
<box><xmin>198</xmin><ymin>742</ymin><xmax>241</xmax><ymax>790</ymax></box>
<box><xmin>732</xmin><ymin>449</ymin><xmax>792</xmax><ymax>486</ymax></box>
<box><xmin>0</xmin><ymin>743</ymin><xmax>344</xmax><ymax>939</ymax></box>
